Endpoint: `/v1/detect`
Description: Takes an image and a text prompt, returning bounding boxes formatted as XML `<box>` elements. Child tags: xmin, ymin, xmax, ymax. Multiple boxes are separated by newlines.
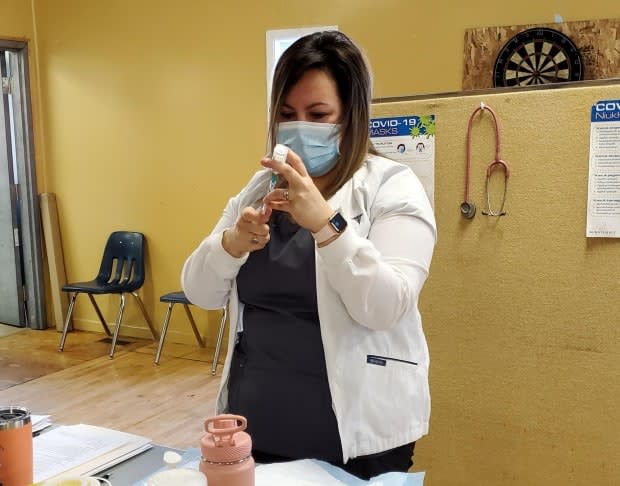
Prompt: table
<box><xmin>96</xmin><ymin>444</ymin><xmax>185</xmax><ymax>486</ymax></box>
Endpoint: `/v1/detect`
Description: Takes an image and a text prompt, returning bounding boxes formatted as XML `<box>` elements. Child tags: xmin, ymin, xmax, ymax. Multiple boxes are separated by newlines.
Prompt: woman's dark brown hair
<box><xmin>268</xmin><ymin>31</ymin><xmax>377</xmax><ymax>199</ymax></box>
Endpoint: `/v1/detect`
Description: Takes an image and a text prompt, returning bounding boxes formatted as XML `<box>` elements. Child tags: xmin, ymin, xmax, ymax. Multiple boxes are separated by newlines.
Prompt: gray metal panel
<box><xmin>0</xmin><ymin>54</ymin><xmax>23</xmax><ymax>326</ymax></box>
<box><xmin>8</xmin><ymin>48</ymin><xmax>46</xmax><ymax>329</ymax></box>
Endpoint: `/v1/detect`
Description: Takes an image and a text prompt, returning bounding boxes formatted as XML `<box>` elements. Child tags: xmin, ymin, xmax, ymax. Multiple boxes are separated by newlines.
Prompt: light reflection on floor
<box><xmin>0</xmin><ymin>323</ymin><xmax>25</xmax><ymax>337</ymax></box>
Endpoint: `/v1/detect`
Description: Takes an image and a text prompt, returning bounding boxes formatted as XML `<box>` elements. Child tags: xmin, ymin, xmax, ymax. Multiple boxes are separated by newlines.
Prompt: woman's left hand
<box><xmin>260</xmin><ymin>149</ymin><xmax>333</xmax><ymax>233</ymax></box>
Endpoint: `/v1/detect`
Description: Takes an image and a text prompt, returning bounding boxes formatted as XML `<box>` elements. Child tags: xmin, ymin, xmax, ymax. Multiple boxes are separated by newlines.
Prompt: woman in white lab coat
<box><xmin>182</xmin><ymin>30</ymin><xmax>436</xmax><ymax>480</ymax></box>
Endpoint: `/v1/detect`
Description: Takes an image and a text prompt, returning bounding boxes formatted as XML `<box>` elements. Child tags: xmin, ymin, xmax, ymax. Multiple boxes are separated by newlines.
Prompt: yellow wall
<box><xmin>28</xmin><ymin>0</ymin><xmax>618</xmax><ymax>342</ymax></box>
<box><xmin>1</xmin><ymin>0</ymin><xmax>34</xmax><ymax>38</ymax></box>
<box><xmin>2</xmin><ymin>1</ymin><xmax>619</xmax><ymax>484</ymax></box>
<box><xmin>0</xmin><ymin>0</ymin><xmax>46</xmax><ymax>190</ymax></box>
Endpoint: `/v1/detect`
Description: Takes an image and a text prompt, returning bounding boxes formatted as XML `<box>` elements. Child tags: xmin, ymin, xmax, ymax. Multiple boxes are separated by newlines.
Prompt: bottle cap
<box><xmin>0</xmin><ymin>406</ymin><xmax>31</xmax><ymax>430</ymax></box>
<box><xmin>163</xmin><ymin>450</ymin><xmax>182</xmax><ymax>468</ymax></box>
<box><xmin>200</xmin><ymin>414</ymin><xmax>252</xmax><ymax>464</ymax></box>
<box><xmin>272</xmin><ymin>144</ymin><xmax>289</xmax><ymax>164</ymax></box>
<box><xmin>146</xmin><ymin>450</ymin><xmax>207</xmax><ymax>486</ymax></box>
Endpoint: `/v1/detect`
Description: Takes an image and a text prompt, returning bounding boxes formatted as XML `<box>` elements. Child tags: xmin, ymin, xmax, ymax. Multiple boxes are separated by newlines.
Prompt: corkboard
<box><xmin>372</xmin><ymin>81</ymin><xmax>620</xmax><ymax>486</ymax></box>
<box><xmin>463</xmin><ymin>18</ymin><xmax>620</xmax><ymax>90</ymax></box>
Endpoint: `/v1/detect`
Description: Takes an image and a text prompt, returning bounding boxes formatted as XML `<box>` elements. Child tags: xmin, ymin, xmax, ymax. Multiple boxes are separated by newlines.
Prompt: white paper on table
<box><xmin>31</xmin><ymin>414</ymin><xmax>53</xmax><ymax>434</ymax></box>
<box><xmin>34</xmin><ymin>424</ymin><xmax>152</xmax><ymax>483</ymax></box>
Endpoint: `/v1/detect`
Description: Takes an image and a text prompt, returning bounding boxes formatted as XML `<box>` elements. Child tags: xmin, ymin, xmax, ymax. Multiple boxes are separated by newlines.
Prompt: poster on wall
<box><xmin>369</xmin><ymin>115</ymin><xmax>436</xmax><ymax>206</ymax></box>
<box><xmin>586</xmin><ymin>99</ymin><xmax>620</xmax><ymax>238</ymax></box>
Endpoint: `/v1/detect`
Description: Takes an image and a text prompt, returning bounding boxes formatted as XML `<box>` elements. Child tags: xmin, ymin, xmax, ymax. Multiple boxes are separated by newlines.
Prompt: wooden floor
<box><xmin>0</xmin><ymin>326</ymin><xmax>222</xmax><ymax>449</ymax></box>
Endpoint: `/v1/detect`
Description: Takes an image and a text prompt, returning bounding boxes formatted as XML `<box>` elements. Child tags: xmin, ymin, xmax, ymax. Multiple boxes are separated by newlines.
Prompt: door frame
<box><xmin>1</xmin><ymin>39</ymin><xmax>46</xmax><ymax>329</ymax></box>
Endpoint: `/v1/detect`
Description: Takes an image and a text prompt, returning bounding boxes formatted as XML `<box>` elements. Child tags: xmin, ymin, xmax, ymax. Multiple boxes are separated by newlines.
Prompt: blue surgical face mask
<box><xmin>276</xmin><ymin>121</ymin><xmax>340</xmax><ymax>177</ymax></box>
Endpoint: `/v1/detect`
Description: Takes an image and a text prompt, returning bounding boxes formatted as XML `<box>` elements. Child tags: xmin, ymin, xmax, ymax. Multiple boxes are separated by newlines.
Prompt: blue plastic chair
<box><xmin>58</xmin><ymin>231</ymin><xmax>159</xmax><ymax>358</ymax></box>
<box><xmin>154</xmin><ymin>291</ymin><xmax>227</xmax><ymax>375</ymax></box>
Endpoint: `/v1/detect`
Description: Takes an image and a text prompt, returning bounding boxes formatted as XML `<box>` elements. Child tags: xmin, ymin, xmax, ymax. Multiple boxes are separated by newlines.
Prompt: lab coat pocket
<box><xmin>362</xmin><ymin>353</ymin><xmax>430</xmax><ymax>431</ymax></box>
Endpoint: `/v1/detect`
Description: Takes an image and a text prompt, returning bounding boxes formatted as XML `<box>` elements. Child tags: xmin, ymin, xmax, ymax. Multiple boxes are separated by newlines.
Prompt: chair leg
<box><xmin>87</xmin><ymin>294</ymin><xmax>112</xmax><ymax>336</ymax></box>
<box><xmin>132</xmin><ymin>291</ymin><xmax>159</xmax><ymax>340</ymax></box>
<box><xmin>58</xmin><ymin>292</ymin><xmax>78</xmax><ymax>351</ymax></box>
<box><xmin>154</xmin><ymin>302</ymin><xmax>174</xmax><ymax>365</ymax></box>
<box><xmin>211</xmin><ymin>306</ymin><xmax>228</xmax><ymax>376</ymax></box>
<box><xmin>109</xmin><ymin>293</ymin><xmax>127</xmax><ymax>359</ymax></box>
<box><xmin>183</xmin><ymin>304</ymin><xmax>205</xmax><ymax>348</ymax></box>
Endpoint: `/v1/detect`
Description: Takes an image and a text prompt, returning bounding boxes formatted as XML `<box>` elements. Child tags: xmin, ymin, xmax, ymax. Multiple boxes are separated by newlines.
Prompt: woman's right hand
<box><xmin>222</xmin><ymin>206</ymin><xmax>271</xmax><ymax>258</ymax></box>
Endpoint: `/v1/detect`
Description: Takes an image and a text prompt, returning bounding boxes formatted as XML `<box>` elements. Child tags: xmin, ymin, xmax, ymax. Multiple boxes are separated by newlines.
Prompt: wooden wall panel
<box><xmin>40</xmin><ymin>193</ymin><xmax>69</xmax><ymax>331</ymax></box>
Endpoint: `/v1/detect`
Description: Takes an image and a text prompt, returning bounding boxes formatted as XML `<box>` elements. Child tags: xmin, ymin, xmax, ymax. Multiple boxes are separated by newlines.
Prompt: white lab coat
<box><xmin>181</xmin><ymin>154</ymin><xmax>436</xmax><ymax>462</ymax></box>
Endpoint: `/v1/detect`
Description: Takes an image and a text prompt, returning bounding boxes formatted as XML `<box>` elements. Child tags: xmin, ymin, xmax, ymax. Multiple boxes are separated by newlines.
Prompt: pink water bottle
<box><xmin>199</xmin><ymin>414</ymin><xmax>254</xmax><ymax>486</ymax></box>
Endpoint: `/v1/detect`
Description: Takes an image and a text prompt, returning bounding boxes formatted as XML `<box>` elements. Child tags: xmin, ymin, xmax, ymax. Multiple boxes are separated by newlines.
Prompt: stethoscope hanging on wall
<box><xmin>460</xmin><ymin>102</ymin><xmax>510</xmax><ymax>219</ymax></box>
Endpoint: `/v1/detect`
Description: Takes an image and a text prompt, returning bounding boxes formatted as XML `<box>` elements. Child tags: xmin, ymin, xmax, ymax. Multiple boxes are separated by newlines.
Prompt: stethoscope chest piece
<box><xmin>460</xmin><ymin>201</ymin><xmax>476</xmax><ymax>219</ymax></box>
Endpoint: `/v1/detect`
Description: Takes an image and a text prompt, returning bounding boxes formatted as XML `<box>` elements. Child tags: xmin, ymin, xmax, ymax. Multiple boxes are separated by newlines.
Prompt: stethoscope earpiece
<box><xmin>460</xmin><ymin>201</ymin><xmax>476</xmax><ymax>219</ymax></box>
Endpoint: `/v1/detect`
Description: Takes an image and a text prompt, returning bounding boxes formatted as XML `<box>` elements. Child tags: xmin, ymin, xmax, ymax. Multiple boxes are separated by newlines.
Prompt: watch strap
<box><xmin>312</xmin><ymin>224</ymin><xmax>336</xmax><ymax>244</ymax></box>
<box><xmin>312</xmin><ymin>211</ymin><xmax>346</xmax><ymax>244</ymax></box>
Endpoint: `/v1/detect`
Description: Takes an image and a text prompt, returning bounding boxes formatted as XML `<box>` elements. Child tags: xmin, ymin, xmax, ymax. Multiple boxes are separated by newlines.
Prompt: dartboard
<box><xmin>493</xmin><ymin>27</ymin><xmax>584</xmax><ymax>87</ymax></box>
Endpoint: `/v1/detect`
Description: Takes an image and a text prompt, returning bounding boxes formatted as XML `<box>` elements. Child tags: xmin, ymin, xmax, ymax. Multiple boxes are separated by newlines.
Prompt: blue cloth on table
<box><xmin>307</xmin><ymin>459</ymin><xmax>425</xmax><ymax>486</ymax></box>
<box><xmin>132</xmin><ymin>448</ymin><xmax>425</xmax><ymax>486</ymax></box>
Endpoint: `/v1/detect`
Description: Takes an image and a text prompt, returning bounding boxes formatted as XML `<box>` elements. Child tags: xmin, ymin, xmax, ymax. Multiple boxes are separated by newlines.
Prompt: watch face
<box><xmin>329</xmin><ymin>212</ymin><xmax>348</xmax><ymax>233</ymax></box>
<box><xmin>493</xmin><ymin>27</ymin><xmax>583</xmax><ymax>87</ymax></box>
